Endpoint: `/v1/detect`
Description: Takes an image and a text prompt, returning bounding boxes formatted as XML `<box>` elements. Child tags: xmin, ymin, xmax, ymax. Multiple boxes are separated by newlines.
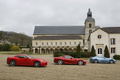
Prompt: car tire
<box><xmin>10</xmin><ymin>60</ymin><xmax>16</xmax><ymax>66</ymax></box>
<box><xmin>78</xmin><ymin>61</ymin><xmax>83</xmax><ymax>65</ymax></box>
<box><xmin>34</xmin><ymin>61</ymin><xmax>40</xmax><ymax>67</ymax></box>
<box><xmin>94</xmin><ymin>59</ymin><xmax>98</xmax><ymax>63</ymax></box>
<box><xmin>57</xmin><ymin>60</ymin><xmax>63</xmax><ymax>65</ymax></box>
<box><xmin>109</xmin><ymin>60</ymin><xmax>114</xmax><ymax>64</ymax></box>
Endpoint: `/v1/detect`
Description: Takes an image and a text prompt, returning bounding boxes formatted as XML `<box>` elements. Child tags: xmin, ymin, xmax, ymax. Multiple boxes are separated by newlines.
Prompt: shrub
<box><xmin>10</xmin><ymin>45</ymin><xmax>20</xmax><ymax>51</ymax></box>
<box><xmin>81</xmin><ymin>52</ymin><xmax>90</xmax><ymax>58</ymax></box>
<box><xmin>76</xmin><ymin>44</ymin><xmax>81</xmax><ymax>58</ymax></box>
<box><xmin>104</xmin><ymin>45</ymin><xmax>110</xmax><ymax>58</ymax></box>
<box><xmin>90</xmin><ymin>45</ymin><xmax>96</xmax><ymax>57</ymax></box>
<box><xmin>53</xmin><ymin>52</ymin><xmax>64</xmax><ymax>57</ymax></box>
<box><xmin>113</xmin><ymin>55</ymin><xmax>120</xmax><ymax>60</ymax></box>
<box><xmin>2</xmin><ymin>44</ymin><xmax>12</xmax><ymax>51</ymax></box>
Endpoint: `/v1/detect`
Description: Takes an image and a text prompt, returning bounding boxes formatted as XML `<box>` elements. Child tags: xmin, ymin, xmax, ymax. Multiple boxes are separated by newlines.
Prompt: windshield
<box><xmin>26</xmin><ymin>55</ymin><xmax>33</xmax><ymax>59</ymax></box>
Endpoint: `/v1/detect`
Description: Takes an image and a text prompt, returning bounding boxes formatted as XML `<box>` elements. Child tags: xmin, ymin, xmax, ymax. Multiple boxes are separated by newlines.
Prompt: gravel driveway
<box><xmin>0</xmin><ymin>54</ymin><xmax>120</xmax><ymax>80</ymax></box>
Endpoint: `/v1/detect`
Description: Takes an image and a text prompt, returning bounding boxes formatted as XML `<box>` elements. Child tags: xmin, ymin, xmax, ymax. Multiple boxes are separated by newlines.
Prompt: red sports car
<box><xmin>54</xmin><ymin>55</ymin><xmax>86</xmax><ymax>65</ymax></box>
<box><xmin>7</xmin><ymin>54</ymin><xmax>47</xmax><ymax>67</ymax></box>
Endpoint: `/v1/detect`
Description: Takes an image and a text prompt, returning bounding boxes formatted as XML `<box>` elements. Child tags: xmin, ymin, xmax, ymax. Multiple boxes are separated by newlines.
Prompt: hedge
<box><xmin>113</xmin><ymin>55</ymin><xmax>120</xmax><ymax>60</ymax></box>
<box><xmin>53</xmin><ymin>52</ymin><xmax>90</xmax><ymax>58</ymax></box>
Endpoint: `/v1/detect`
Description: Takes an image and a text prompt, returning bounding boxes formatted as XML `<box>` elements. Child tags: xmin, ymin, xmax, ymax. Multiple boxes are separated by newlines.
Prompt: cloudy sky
<box><xmin>0</xmin><ymin>0</ymin><xmax>120</xmax><ymax>36</ymax></box>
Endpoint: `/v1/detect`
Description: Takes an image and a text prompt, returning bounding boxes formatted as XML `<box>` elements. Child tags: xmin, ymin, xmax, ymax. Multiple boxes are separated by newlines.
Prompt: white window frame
<box><xmin>111</xmin><ymin>38</ymin><xmax>115</xmax><ymax>45</ymax></box>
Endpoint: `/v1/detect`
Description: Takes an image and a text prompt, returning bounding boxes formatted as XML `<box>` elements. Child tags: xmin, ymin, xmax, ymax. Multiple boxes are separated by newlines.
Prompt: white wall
<box><xmin>90</xmin><ymin>29</ymin><xmax>109</xmax><ymax>56</ymax></box>
<box><xmin>32</xmin><ymin>39</ymin><xmax>83</xmax><ymax>47</ymax></box>
<box><xmin>109</xmin><ymin>34</ymin><xmax>120</xmax><ymax>57</ymax></box>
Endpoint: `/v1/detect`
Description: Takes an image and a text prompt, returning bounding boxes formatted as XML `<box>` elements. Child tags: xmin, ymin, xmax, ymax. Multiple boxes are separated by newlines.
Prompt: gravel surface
<box><xmin>0</xmin><ymin>54</ymin><xmax>120</xmax><ymax>80</ymax></box>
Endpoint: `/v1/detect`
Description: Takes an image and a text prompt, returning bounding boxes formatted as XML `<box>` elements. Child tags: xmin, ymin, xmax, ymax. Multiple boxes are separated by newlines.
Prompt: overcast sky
<box><xmin>0</xmin><ymin>0</ymin><xmax>120</xmax><ymax>36</ymax></box>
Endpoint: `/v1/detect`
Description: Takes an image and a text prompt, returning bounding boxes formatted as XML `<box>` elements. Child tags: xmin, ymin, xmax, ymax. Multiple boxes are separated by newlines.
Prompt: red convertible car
<box><xmin>54</xmin><ymin>55</ymin><xmax>86</xmax><ymax>65</ymax></box>
<box><xmin>7</xmin><ymin>54</ymin><xmax>47</xmax><ymax>67</ymax></box>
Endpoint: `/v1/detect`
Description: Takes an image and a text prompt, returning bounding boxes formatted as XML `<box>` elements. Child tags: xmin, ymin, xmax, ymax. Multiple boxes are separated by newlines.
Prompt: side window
<box><xmin>17</xmin><ymin>56</ymin><xmax>26</xmax><ymax>58</ymax></box>
<box><xmin>64</xmin><ymin>56</ymin><xmax>71</xmax><ymax>59</ymax></box>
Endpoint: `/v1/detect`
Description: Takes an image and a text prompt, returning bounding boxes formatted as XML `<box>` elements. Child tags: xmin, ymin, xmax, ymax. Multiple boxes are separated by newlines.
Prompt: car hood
<box><xmin>74</xmin><ymin>58</ymin><xmax>85</xmax><ymax>61</ymax></box>
<box><xmin>32</xmin><ymin>58</ymin><xmax>47</xmax><ymax>62</ymax></box>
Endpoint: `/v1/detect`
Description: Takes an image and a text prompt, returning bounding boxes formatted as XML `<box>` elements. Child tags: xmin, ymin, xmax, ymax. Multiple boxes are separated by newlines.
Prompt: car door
<box><xmin>17</xmin><ymin>56</ymin><xmax>31</xmax><ymax>66</ymax></box>
<box><xmin>99</xmin><ymin>57</ymin><xmax>107</xmax><ymax>63</ymax></box>
<box><xmin>63</xmin><ymin>56</ymin><xmax>75</xmax><ymax>64</ymax></box>
<box><xmin>102</xmin><ymin>57</ymin><xmax>109</xmax><ymax>63</ymax></box>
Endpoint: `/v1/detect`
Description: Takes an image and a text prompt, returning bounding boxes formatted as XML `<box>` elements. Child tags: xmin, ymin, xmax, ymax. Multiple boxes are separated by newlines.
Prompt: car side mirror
<box><xmin>71</xmin><ymin>58</ymin><xmax>73</xmax><ymax>59</ymax></box>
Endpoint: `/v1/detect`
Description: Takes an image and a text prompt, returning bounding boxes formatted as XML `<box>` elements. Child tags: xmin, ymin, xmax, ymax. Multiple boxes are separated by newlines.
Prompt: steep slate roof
<box><xmin>33</xmin><ymin>26</ymin><xmax>99</xmax><ymax>35</ymax></box>
<box><xmin>34</xmin><ymin>36</ymin><xmax>82</xmax><ymax>40</ymax></box>
<box><xmin>102</xmin><ymin>27</ymin><xmax>120</xmax><ymax>33</ymax></box>
<box><xmin>33</xmin><ymin>26</ymin><xmax>85</xmax><ymax>35</ymax></box>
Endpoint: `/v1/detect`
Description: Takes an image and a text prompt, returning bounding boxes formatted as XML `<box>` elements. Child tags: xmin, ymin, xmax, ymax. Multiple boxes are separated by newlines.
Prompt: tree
<box><xmin>2</xmin><ymin>44</ymin><xmax>11</xmax><ymax>51</ymax></box>
<box><xmin>76</xmin><ymin>44</ymin><xmax>81</xmax><ymax>58</ymax></box>
<box><xmin>90</xmin><ymin>45</ymin><xmax>96</xmax><ymax>57</ymax></box>
<box><xmin>104</xmin><ymin>45</ymin><xmax>110</xmax><ymax>58</ymax></box>
<box><xmin>10</xmin><ymin>45</ymin><xmax>20</xmax><ymax>51</ymax></box>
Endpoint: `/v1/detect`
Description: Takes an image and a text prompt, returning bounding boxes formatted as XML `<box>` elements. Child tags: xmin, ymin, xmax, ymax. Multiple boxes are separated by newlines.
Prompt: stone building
<box><xmin>90</xmin><ymin>27</ymin><xmax>120</xmax><ymax>57</ymax></box>
<box><xmin>32</xmin><ymin>9</ymin><xmax>99</xmax><ymax>54</ymax></box>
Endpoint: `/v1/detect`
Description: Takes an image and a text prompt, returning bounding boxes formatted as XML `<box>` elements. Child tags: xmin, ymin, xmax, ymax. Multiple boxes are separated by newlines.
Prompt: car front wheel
<box><xmin>78</xmin><ymin>61</ymin><xmax>83</xmax><ymax>65</ymax></box>
<box><xmin>94</xmin><ymin>59</ymin><xmax>98</xmax><ymax>63</ymax></box>
<box><xmin>109</xmin><ymin>60</ymin><xmax>114</xmax><ymax>64</ymax></box>
<box><xmin>10</xmin><ymin>60</ymin><xmax>16</xmax><ymax>66</ymax></box>
<box><xmin>34</xmin><ymin>61</ymin><xmax>40</xmax><ymax>67</ymax></box>
<box><xmin>57</xmin><ymin>60</ymin><xmax>63</xmax><ymax>65</ymax></box>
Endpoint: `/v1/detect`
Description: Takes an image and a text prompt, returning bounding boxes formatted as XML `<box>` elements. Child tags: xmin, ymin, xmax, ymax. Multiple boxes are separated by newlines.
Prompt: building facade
<box><xmin>32</xmin><ymin>9</ymin><xmax>120</xmax><ymax>57</ymax></box>
<box><xmin>32</xmin><ymin>9</ymin><xmax>99</xmax><ymax>54</ymax></box>
<box><xmin>90</xmin><ymin>27</ymin><xmax>120</xmax><ymax>57</ymax></box>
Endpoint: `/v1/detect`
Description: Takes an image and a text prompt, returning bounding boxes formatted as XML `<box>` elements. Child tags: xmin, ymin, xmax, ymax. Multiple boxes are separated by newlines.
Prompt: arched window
<box><xmin>89</xmin><ymin>23</ymin><xmax>92</xmax><ymax>27</ymax></box>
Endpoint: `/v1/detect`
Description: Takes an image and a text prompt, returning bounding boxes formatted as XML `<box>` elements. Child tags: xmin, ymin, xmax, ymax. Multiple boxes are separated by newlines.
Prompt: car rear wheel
<box><xmin>10</xmin><ymin>60</ymin><xmax>16</xmax><ymax>66</ymax></box>
<box><xmin>34</xmin><ymin>61</ymin><xmax>40</xmax><ymax>67</ymax></box>
<box><xmin>109</xmin><ymin>60</ymin><xmax>114</xmax><ymax>64</ymax></box>
<box><xmin>94</xmin><ymin>59</ymin><xmax>98</xmax><ymax>63</ymax></box>
<box><xmin>78</xmin><ymin>61</ymin><xmax>83</xmax><ymax>65</ymax></box>
<box><xmin>57</xmin><ymin>60</ymin><xmax>63</xmax><ymax>65</ymax></box>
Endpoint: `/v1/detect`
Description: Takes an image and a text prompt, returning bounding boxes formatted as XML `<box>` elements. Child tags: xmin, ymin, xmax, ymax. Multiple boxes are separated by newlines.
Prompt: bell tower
<box><xmin>84</xmin><ymin>9</ymin><xmax>95</xmax><ymax>50</ymax></box>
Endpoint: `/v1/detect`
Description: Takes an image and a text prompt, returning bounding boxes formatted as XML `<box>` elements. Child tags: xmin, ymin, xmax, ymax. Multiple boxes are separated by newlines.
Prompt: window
<box><xmin>111</xmin><ymin>48</ymin><xmax>115</xmax><ymax>54</ymax></box>
<box><xmin>74</xmin><ymin>42</ymin><xmax>76</xmax><ymax>45</ymax></box>
<box><xmin>69</xmin><ymin>42</ymin><xmax>71</xmax><ymax>45</ymax></box>
<box><xmin>60</xmin><ymin>42</ymin><xmax>62</xmax><ymax>45</ymax></box>
<box><xmin>64</xmin><ymin>56</ymin><xmax>72</xmax><ymax>59</ymax></box>
<box><xmin>65</xmin><ymin>42</ymin><xmax>67</xmax><ymax>45</ymax></box>
<box><xmin>42</xmin><ymin>42</ymin><xmax>44</xmax><ymax>45</ymax></box>
<box><xmin>89</xmin><ymin>23</ymin><xmax>92</xmax><ymax>27</ymax></box>
<box><xmin>98</xmin><ymin>35</ymin><xmax>102</xmax><ymax>39</ymax></box>
<box><xmin>51</xmin><ymin>42</ymin><xmax>53</xmax><ymax>45</ymax></box>
<box><xmin>46</xmin><ymin>42</ymin><xmax>48</xmax><ymax>45</ymax></box>
<box><xmin>89</xmin><ymin>30</ymin><xmax>92</xmax><ymax>34</ymax></box>
<box><xmin>36</xmin><ymin>42</ymin><xmax>38</xmax><ymax>45</ymax></box>
<box><xmin>55</xmin><ymin>42</ymin><xmax>57</xmax><ymax>45</ymax></box>
<box><xmin>111</xmin><ymin>38</ymin><xmax>115</xmax><ymax>45</ymax></box>
<box><xmin>17</xmin><ymin>56</ymin><xmax>26</xmax><ymax>58</ymax></box>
